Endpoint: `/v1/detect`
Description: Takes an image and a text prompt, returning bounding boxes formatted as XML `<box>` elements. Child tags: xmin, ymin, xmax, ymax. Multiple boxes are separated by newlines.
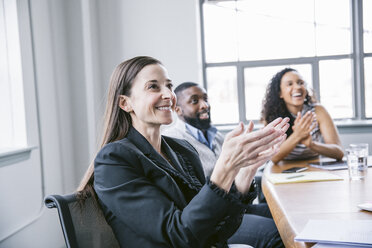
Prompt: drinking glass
<box><xmin>346</xmin><ymin>143</ymin><xmax>369</xmax><ymax>180</ymax></box>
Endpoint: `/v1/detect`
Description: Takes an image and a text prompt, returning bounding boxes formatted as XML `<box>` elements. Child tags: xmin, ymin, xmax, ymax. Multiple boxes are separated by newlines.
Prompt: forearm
<box><xmin>309</xmin><ymin>141</ymin><xmax>344</xmax><ymax>160</ymax></box>
<box><xmin>271</xmin><ymin>135</ymin><xmax>300</xmax><ymax>164</ymax></box>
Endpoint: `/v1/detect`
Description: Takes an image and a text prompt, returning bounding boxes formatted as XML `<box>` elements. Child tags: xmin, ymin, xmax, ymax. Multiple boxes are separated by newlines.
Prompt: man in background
<box><xmin>163</xmin><ymin>82</ymin><xmax>223</xmax><ymax>177</ymax></box>
<box><xmin>162</xmin><ymin>82</ymin><xmax>283</xmax><ymax>248</ymax></box>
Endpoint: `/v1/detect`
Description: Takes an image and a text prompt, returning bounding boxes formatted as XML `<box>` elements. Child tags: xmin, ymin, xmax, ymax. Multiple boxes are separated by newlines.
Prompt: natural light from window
<box><xmin>202</xmin><ymin>0</ymin><xmax>358</xmax><ymax>123</ymax></box>
<box><xmin>206</xmin><ymin>66</ymin><xmax>239</xmax><ymax>124</ymax></box>
<box><xmin>319</xmin><ymin>59</ymin><xmax>353</xmax><ymax>119</ymax></box>
<box><xmin>363</xmin><ymin>0</ymin><xmax>372</xmax><ymax>53</ymax></box>
<box><xmin>203</xmin><ymin>0</ymin><xmax>350</xmax><ymax>62</ymax></box>
<box><xmin>0</xmin><ymin>0</ymin><xmax>27</xmax><ymax>151</ymax></box>
<box><xmin>365</xmin><ymin>58</ymin><xmax>372</xmax><ymax>118</ymax></box>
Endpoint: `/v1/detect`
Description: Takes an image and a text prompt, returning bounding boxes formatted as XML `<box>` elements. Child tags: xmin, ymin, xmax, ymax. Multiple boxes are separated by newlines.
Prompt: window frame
<box><xmin>199</xmin><ymin>0</ymin><xmax>371</xmax><ymax>127</ymax></box>
<box><xmin>0</xmin><ymin>0</ymin><xmax>40</xmax><ymax>162</ymax></box>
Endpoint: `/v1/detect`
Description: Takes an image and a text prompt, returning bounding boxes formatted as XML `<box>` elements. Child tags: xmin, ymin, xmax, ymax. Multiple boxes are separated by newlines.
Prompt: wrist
<box><xmin>210</xmin><ymin>160</ymin><xmax>239</xmax><ymax>192</ymax></box>
<box><xmin>289</xmin><ymin>133</ymin><xmax>302</xmax><ymax>144</ymax></box>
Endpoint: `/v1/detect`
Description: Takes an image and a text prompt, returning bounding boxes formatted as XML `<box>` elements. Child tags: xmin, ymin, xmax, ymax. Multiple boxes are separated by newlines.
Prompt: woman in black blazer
<box><xmin>78</xmin><ymin>56</ymin><xmax>289</xmax><ymax>248</ymax></box>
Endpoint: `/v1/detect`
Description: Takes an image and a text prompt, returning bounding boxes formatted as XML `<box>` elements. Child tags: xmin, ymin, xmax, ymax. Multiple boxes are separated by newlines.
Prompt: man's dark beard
<box><xmin>184</xmin><ymin>113</ymin><xmax>211</xmax><ymax>131</ymax></box>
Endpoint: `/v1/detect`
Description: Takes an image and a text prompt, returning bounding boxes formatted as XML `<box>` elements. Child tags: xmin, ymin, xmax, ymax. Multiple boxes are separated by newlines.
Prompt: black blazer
<box><xmin>94</xmin><ymin>127</ymin><xmax>256</xmax><ymax>248</ymax></box>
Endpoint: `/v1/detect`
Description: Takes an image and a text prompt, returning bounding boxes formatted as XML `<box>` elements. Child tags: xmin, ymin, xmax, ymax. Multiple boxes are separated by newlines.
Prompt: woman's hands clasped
<box><xmin>210</xmin><ymin>117</ymin><xmax>289</xmax><ymax>193</ymax></box>
<box><xmin>292</xmin><ymin>111</ymin><xmax>316</xmax><ymax>147</ymax></box>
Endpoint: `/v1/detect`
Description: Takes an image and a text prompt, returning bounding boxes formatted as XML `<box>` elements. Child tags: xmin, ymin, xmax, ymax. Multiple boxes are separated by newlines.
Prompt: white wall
<box><xmin>94</xmin><ymin>0</ymin><xmax>202</xmax><ymax>93</ymax></box>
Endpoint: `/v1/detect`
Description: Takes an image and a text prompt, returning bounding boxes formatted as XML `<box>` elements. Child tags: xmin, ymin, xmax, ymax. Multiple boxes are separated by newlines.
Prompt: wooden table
<box><xmin>262</xmin><ymin>159</ymin><xmax>372</xmax><ymax>248</ymax></box>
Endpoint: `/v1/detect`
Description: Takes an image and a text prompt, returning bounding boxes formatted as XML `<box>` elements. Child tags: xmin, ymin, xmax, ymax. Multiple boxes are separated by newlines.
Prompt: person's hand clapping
<box><xmin>210</xmin><ymin>117</ymin><xmax>289</xmax><ymax>192</ymax></box>
<box><xmin>292</xmin><ymin>111</ymin><xmax>316</xmax><ymax>147</ymax></box>
<box><xmin>233</xmin><ymin>117</ymin><xmax>289</xmax><ymax>193</ymax></box>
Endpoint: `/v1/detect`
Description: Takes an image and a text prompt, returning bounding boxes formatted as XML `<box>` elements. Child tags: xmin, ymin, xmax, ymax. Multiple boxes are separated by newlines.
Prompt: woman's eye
<box><xmin>167</xmin><ymin>83</ymin><xmax>173</xmax><ymax>90</ymax></box>
<box><xmin>148</xmin><ymin>84</ymin><xmax>159</xmax><ymax>90</ymax></box>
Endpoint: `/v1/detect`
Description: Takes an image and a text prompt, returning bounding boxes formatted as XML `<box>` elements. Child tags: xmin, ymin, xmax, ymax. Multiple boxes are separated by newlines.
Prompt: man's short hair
<box><xmin>174</xmin><ymin>82</ymin><xmax>199</xmax><ymax>95</ymax></box>
<box><xmin>174</xmin><ymin>82</ymin><xmax>199</xmax><ymax>105</ymax></box>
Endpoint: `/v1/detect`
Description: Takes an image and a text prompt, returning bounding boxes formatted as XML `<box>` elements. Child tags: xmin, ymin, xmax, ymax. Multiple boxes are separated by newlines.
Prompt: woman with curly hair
<box><xmin>261</xmin><ymin>68</ymin><xmax>344</xmax><ymax>164</ymax></box>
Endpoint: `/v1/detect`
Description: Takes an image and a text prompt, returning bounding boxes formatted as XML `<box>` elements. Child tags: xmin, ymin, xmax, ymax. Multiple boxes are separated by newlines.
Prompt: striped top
<box><xmin>284</xmin><ymin>104</ymin><xmax>322</xmax><ymax>160</ymax></box>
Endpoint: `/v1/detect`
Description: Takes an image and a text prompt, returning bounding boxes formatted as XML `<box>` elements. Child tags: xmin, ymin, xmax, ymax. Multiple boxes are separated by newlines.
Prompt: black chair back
<box><xmin>45</xmin><ymin>193</ymin><xmax>120</xmax><ymax>248</ymax></box>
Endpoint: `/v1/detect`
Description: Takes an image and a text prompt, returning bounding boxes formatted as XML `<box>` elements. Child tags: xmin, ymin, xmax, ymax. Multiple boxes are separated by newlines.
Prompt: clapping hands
<box><xmin>292</xmin><ymin>111</ymin><xmax>316</xmax><ymax>147</ymax></box>
<box><xmin>211</xmin><ymin>117</ymin><xmax>289</xmax><ymax>193</ymax></box>
<box><xmin>221</xmin><ymin>117</ymin><xmax>289</xmax><ymax>170</ymax></box>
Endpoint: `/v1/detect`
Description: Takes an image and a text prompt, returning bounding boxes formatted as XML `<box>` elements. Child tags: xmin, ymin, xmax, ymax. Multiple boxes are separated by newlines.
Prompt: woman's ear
<box><xmin>119</xmin><ymin>95</ymin><xmax>132</xmax><ymax>112</ymax></box>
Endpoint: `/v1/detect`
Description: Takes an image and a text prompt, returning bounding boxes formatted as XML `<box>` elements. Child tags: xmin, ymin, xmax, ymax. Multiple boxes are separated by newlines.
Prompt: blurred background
<box><xmin>1</xmin><ymin>0</ymin><xmax>371</xmax><ymax>247</ymax></box>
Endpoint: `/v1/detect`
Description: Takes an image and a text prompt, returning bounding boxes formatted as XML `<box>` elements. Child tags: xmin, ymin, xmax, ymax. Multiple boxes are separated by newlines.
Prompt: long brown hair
<box><xmin>77</xmin><ymin>56</ymin><xmax>162</xmax><ymax>200</ymax></box>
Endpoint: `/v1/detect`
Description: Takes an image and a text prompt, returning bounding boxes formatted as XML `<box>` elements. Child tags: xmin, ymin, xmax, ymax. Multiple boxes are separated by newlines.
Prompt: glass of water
<box><xmin>346</xmin><ymin>143</ymin><xmax>369</xmax><ymax>180</ymax></box>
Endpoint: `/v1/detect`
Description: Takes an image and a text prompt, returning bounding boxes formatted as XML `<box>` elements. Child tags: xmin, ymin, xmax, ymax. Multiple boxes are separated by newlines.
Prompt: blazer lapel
<box><xmin>161</xmin><ymin>138</ymin><xmax>184</xmax><ymax>173</ymax></box>
<box><xmin>127</xmin><ymin>127</ymin><xmax>201</xmax><ymax>193</ymax></box>
<box><xmin>127</xmin><ymin>127</ymin><xmax>191</xmax><ymax>181</ymax></box>
<box><xmin>126</xmin><ymin>127</ymin><xmax>173</xmax><ymax>172</ymax></box>
<box><xmin>126</xmin><ymin>127</ymin><xmax>190</xmax><ymax>207</ymax></box>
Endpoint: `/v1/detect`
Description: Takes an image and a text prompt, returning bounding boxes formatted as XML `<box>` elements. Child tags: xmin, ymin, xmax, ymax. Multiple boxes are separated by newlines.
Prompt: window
<box><xmin>0</xmin><ymin>0</ymin><xmax>27</xmax><ymax>151</ymax></box>
<box><xmin>200</xmin><ymin>0</ymin><xmax>370</xmax><ymax>125</ymax></box>
<box><xmin>206</xmin><ymin>66</ymin><xmax>239</xmax><ymax>124</ymax></box>
<box><xmin>363</xmin><ymin>0</ymin><xmax>372</xmax><ymax>53</ymax></box>
<box><xmin>365</xmin><ymin>58</ymin><xmax>372</xmax><ymax>117</ymax></box>
<box><xmin>364</xmin><ymin>0</ymin><xmax>372</xmax><ymax>117</ymax></box>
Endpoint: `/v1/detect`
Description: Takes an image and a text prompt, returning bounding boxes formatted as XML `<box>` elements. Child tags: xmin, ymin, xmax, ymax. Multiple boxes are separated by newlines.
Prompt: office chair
<box><xmin>44</xmin><ymin>192</ymin><xmax>120</xmax><ymax>248</ymax></box>
<box><xmin>45</xmin><ymin>193</ymin><xmax>253</xmax><ymax>248</ymax></box>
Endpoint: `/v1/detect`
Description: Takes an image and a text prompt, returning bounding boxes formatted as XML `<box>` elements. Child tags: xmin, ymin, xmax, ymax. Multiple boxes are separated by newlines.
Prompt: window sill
<box><xmin>216</xmin><ymin>119</ymin><xmax>372</xmax><ymax>132</ymax></box>
<box><xmin>0</xmin><ymin>146</ymin><xmax>37</xmax><ymax>167</ymax></box>
<box><xmin>334</xmin><ymin>119</ymin><xmax>372</xmax><ymax>128</ymax></box>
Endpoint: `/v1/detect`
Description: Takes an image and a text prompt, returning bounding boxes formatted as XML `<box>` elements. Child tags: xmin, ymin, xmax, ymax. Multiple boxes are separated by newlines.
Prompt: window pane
<box><xmin>206</xmin><ymin>66</ymin><xmax>239</xmax><ymax>124</ymax></box>
<box><xmin>0</xmin><ymin>0</ymin><xmax>27</xmax><ymax>149</ymax></box>
<box><xmin>203</xmin><ymin>2</ymin><xmax>238</xmax><ymax>63</ymax></box>
<box><xmin>244</xmin><ymin>64</ymin><xmax>312</xmax><ymax>120</ymax></box>
<box><xmin>364</xmin><ymin>0</ymin><xmax>372</xmax><ymax>53</ymax></box>
<box><xmin>237</xmin><ymin>0</ymin><xmax>316</xmax><ymax>60</ymax></box>
<box><xmin>0</xmin><ymin>14</ymin><xmax>13</xmax><ymax>148</ymax></box>
<box><xmin>315</xmin><ymin>0</ymin><xmax>351</xmax><ymax>56</ymax></box>
<box><xmin>203</xmin><ymin>0</ymin><xmax>352</xmax><ymax>61</ymax></box>
<box><xmin>319</xmin><ymin>59</ymin><xmax>353</xmax><ymax>119</ymax></box>
<box><xmin>365</xmin><ymin>58</ymin><xmax>372</xmax><ymax>118</ymax></box>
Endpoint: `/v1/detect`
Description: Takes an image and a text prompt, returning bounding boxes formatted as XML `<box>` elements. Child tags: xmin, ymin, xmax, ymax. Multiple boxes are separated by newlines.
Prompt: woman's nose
<box><xmin>161</xmin><ymin>87</ymin><xmax>172</xmax><ymax>99</ymax></box>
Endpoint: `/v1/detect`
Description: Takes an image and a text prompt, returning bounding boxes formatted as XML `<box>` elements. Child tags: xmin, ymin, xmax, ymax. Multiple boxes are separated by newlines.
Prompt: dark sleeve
<box><xmin>94</xmin><ymin>142</ymin><xmax>249</xmax><ymax>247</ymax></box>
<box><xmin>206</xmin><ymin>179</ymin><xmax>257</xmax><ymax>243</ymax></box>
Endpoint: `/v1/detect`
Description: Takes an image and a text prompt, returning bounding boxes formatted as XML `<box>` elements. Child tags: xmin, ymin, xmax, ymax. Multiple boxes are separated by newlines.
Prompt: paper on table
<box><xmin>309</xmin><ymin>156</ymin><xmax>372</xmax><ymax>171</ymax></box>
<box><xmin>309</xmin><ymin>161</ymin><xmax>348</xmax><ymax>170</ymax></box>
<box><xmin>358</xmin><ymin>203</ymin><xmax>372</xmax><ymax>212</ymax></box>
<box><xmin>295</xmin><ymin>220</ymin><xmax>372</xmax><ymax>246</ymax></box>
<box><xmin>265</xmin><ymin>171</ymin><xmax>343</xmax><ymax>184</ymax></box>
<box><xmin>313</xmin><ymin>243</ymin><xmax>372</xmax><ymax>248</ymax></box>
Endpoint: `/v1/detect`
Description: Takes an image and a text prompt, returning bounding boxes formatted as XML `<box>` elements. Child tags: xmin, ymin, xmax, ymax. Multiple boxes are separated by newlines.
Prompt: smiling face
<box><xmin>175</xmin><ymin>85</ymin><xmax>211</xmax><ymax>130</ymax></box>
<box><xmin>120</xmin><ymin>64</ymin><xmax>176</xmax><ymax>131</ymax></box>
<box><xmin>280</xmin><ymin>71</ymin><xmax>307</xmax><ymax>114</ymax></box>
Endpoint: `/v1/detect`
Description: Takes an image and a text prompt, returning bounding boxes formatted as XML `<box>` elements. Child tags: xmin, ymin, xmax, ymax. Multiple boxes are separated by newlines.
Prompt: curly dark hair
<box><xmin>261</xmin><ymin>68</ymin><xmax>315</xmax><ymax>137</ymax></box>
